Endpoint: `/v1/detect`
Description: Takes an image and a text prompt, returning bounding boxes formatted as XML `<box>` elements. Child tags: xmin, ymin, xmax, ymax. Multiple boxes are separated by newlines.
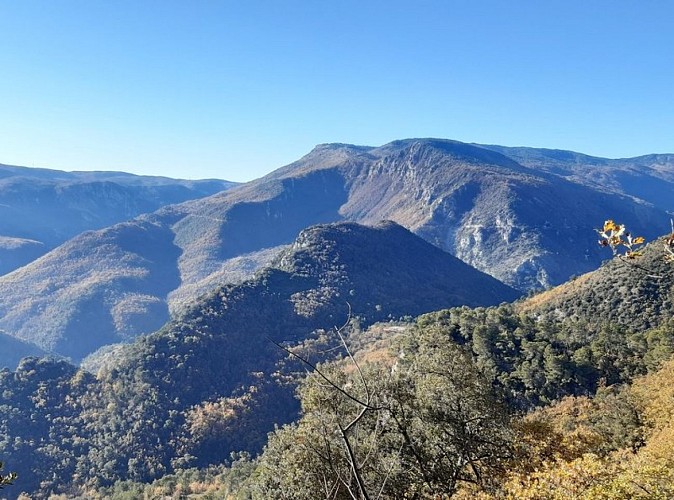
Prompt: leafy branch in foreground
<box><xmin>596</xmin><ymin>220</ymin><xmax>646</xmax><ymax>259</ymax></box>
<box><xmin>596</xmin><ymin>219</ymin><xmax>666</xmax><ymax>278</ymax></box>
<box><xmin>0</xmin><ymin>461</ymin><xmax>17</xmax><ymax>489</ymax></box>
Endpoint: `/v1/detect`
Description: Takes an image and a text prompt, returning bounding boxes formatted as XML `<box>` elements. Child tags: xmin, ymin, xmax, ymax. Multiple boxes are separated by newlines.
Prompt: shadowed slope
<box><xmin>0</xmin><ymin>163</ymin><xmax>235</xmax><ymax>275</ymax></box>
<box><xmin>0</xmin><ymin>139</ymin><xmax>669</xmax><ymax>364</ymax></box>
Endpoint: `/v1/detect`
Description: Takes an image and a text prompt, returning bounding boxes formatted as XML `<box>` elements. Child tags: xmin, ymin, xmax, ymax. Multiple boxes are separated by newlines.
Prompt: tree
<box><xmin>596</xmin><ymin>219</ymin><xmax>674</xmax><ymax>277</ymax></box>
<box><xmin>250</xmin><ymin>324</ymin><xmax>513</xmax><ymax>499</ymax></box>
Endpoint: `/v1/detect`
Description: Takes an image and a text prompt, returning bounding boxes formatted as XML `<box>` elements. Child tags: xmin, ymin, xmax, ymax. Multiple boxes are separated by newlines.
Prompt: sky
<box><xmin>1</xmin><ymin>1</ymin><xmax>673</xmax><ymax>182</ymax></box>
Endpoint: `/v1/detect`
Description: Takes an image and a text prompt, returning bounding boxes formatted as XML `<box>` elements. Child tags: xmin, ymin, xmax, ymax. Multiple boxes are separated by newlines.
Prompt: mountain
<box><xmin>270</xmin><ymin>220</ymin><xmax>520</xmax><ymax>315</ymax></box>
<box><xmin>0</xmin><ymin>162</ymin><xmax>237</xmax><ymax>275</ymax></box>
<box><xmin>1</xmin><ymin>222</ymin><xmax>671</xmax><ymax>498</ymax></box>
<box><xmin>480</xmin><ymin>145</ymin><xmax>674</xmax><ymax>212</ymax></box>
<box><xmin>0</xmin><ymin>331</ymin><xmax>47</xmax><ymax>369</ymax></box>
<box><xmin>0</xmin><ymin>219</ymin><xmax>182</xmax><ymax>362</ymax></box>
<box><xmin>0</xmin><ymin>139</ymin><xmax>670</xmax><ymax>363</ymax></box>
<box><xmin>148</xmin><ymin>138</ymin><xmax>672</xmax><ymax>294</ymax></box>
<box><xmin>0</xmin><ymin>221</ymin><xmax>519</xmax><ymax>496</ymax></box>
<box><xmin>0</xmin><ymin>221</ymin><xmax>518</xmax><ymax>364</ymax></box>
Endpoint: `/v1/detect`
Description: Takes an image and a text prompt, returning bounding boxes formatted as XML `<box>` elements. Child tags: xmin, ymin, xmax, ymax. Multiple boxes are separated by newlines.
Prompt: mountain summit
<box><xmin>271</xmin><ymin>220</ymin><xmax>520</xmax><ymax>320</ymax></box>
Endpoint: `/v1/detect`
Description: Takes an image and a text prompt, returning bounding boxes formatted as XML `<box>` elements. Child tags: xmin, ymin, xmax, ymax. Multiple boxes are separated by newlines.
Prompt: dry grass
<box><xmin>515</xmin><ymin>271</ymin><xmax>594</xmax><ymax>314</ymax></box>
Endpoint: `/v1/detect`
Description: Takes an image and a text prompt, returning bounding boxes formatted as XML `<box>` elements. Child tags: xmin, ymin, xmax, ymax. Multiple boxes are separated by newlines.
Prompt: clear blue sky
<box><xmin>1</xmin><ymin>1</ymin><xmax>672</xmax><ymax>182</ymax></box>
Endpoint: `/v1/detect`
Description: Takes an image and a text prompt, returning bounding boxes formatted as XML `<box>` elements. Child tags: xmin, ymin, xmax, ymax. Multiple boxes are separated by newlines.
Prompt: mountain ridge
<box><xmin>0</xmin><ymin>219</ymin><xmax>520</xmax><ymax>496</ymax></box>
<box><xmin>0</xmin><ymin>162</ymin><xmax>237</xmax><ymax>276</ymax></box>
<box><xmin>480</xmin><ymin>144</ymin><xmax>674</xmax><ymax>211</ymax></box>
<box><xmin>0</xmin><ymin>138</ymin><xmax>671</xmax><ymax>365</ymax></box>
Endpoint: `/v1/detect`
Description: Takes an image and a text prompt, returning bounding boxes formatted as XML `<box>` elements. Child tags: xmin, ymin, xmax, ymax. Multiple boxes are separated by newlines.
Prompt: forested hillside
<box><xmin>3</xmin><ymin>1</ymin><xmax>672</xmax><ymax>497</ymax></box>
<box><xmin>0</xmin><ymin>146</ymin><xmax>673</xmax><ymax>498</ymax></box>
<box><xmin>2</xmin><ymin>223</ymin><xmax>673</xmax><ymax>498</ymax></box>
<box><xmin>1</xmin><ymin>139</ymin><xmax>671</xmax><ymax>369</ymax></box>
<box><xmin>93</xmin><ymin>226</ymin><xmax>674</xmax><ymax>499</ymax></box>
<box><xmin>0</xmin><ymin>221</ymin><xmax>518</xmax><ymax>498</ymax></box>
<box><xmin>518</xmin><ymin>231</ymin><xmax>674</xmax><ymax>330</ymax></box>
<box><xmin>91</xmin><ymin>304</ymin><xmax>674</xmax><ymax>499</ymax></box>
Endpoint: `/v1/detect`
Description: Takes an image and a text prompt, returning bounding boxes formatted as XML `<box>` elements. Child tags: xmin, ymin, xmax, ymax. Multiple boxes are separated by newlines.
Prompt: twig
<box><xmin>376</xmin><ymin>442</ymin><xmax>404</xmax><ymax>500</ymax></box>
<box><xmin>268</xmin><ymin>336</ymin><xmax>380</xmax><ymax>410</ymax></box>
<box><xmin>338</xmin><ymin>422</ymin><xmax>371</xmax><ymax>500</ymax></box>
<box><xmin>616</xmin><ymin>255</ymin><xmax>663</xmax><ymax>279</ymax></box>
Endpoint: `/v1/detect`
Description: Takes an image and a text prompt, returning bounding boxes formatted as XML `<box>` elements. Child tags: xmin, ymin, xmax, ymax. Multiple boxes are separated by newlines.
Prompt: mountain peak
<box><xmin>272</xmin><ymin>220</ymin><xmax>520</xmax><ymax>316</ymax></box>
<box><xmin>311</xmin><ymin>142</ymin><xmax>373</xmax><ymax>153</ymax></box>
<box><xmin>292</xmin><ymin>219</ymin><xmax>405</xmax><ymax>246</ymax></box>
<box><xmin>370</xmin><ymin>138</ymin><xmax>524</xmax><ymax>169</ymax></box>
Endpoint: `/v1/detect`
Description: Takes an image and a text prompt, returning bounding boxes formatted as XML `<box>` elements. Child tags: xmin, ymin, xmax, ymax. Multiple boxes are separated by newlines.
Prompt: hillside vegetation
<box><xmin>1</xmin><ymin>139</ymin><xmax>671</xmax><ymax>366</ymax></box>
<box><xmin>85</xmin><ymin>226</ymin><xmax>674</xmax><ymax>499</ymax></box>
<box><xmin>2</xmin><ymin>239</ymin><xmax>673</xmax><ymax>498</ymax></box>
<box><xmin>87</xmin><ymin>303</ymin><xmax>674</xmax><ymax>499</ymax></box>
<box><xmin>518</xmin><ymin>233</ymin><xmax>674</xmax><ymax>331</ymax></box>
<box><xmin>0</xmin><ymin>221</ymin><xmax>519</xmax><ymax>497</ymax></box>
<box><xmin>1</xmin><ymin>143</ymin><xmax>673</xmax><ymax>498</ymax></box>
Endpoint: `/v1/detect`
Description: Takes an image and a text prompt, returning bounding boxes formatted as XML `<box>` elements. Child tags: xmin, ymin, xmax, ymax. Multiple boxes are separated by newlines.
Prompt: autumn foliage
<box><xmin>596</xmin><ymin>219</ymin><xmax>646</xmax><ymax>259</ymax></box>
<box><xmin>478</xmin><ymin>356</ymin><xmax>674</xmax><ymax>499</ymax></box>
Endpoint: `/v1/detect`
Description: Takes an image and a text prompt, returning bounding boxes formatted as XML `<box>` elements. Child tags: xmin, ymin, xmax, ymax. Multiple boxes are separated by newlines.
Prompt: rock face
<box><xmin>157</xmin><ymin>138</ymin><xmax>669</xmax><ymax>295</ymax></box>
<box><xmin>0</xmin><ymin>163</ymin><xmax>236</xmax><ymax>276</ymax></box>
<box><xmin>0</xmin><ymin>138</ymin><xmax>670</xmax><ymax>364</ymax></box>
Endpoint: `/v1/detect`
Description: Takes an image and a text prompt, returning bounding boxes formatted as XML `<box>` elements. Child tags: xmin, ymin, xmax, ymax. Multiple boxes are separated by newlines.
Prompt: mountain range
<box><xmin>481</xmin><ymin>145</ymin><xmax>674</xmax><ymax>210</ymax></box>
<box><xmin>0</xmin><ymin>138</ymin><xmax>672</xmax><ymax>366</ymax></box>
<box><xmin>0</xmin><ymin>163</ymin><xmax>236</xmax><ymax>276</ymax></box>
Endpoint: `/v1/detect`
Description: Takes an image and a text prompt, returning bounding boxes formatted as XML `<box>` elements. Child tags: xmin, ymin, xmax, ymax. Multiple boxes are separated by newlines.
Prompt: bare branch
<box><xmin>629</xmin><ymin>480</ymin><xmax>653</xmax><ymax>497</ymax></box>
<box><xmin>267</xmin><ymin>302</ymin><xmax>385</xmax><ymax>412</ymax></box>
<box><xmin>268</xmin><ymin>336</ymin><xmax>380</xmax><ymax>410</ymax></box>
<box><xmin>617</xmin><ymin>255</ymin><xmax>663</xmax><ymax>279</ymax></box>
<box><xmin>338</xmin><ymin>422</ymin><xmax>371</xmax><ymax>500</ymax></box>
<box><xmin>375</xmin><ymin>442</ymin><xmax>404</xmax><ymax>500</ymax></box>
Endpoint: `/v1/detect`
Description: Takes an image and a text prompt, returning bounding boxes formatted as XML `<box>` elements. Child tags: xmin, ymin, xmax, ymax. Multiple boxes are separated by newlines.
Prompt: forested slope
<box><xmin>90</xmin><ymin>226</ymin><xmax>674</xmax><ymax>499</ymax></box>
<box><xmin>0</xmin><ymin>221</ymin><xmax>518</xmax><ymax>498</ymax></box>
<box><xmin>1</xmin><ymin>139</ymin><xmax>670</xmax><ymax>368</ymax></box>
